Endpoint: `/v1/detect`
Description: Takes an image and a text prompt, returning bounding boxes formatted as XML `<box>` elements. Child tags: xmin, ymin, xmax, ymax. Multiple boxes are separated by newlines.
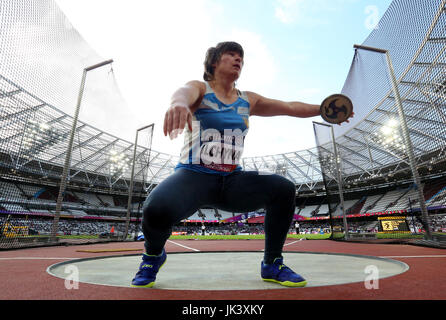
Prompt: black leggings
<box><xmin>141</xmin><ymin>168</ymin><xmax>296</xmax><ymax>263</ymax></box>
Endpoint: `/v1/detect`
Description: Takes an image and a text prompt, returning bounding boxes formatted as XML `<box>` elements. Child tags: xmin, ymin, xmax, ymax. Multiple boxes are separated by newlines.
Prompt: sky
<box><xmin>54</xmin><ymin>0</ymin><xmax>393</xmax><ymax>158</ymax></box>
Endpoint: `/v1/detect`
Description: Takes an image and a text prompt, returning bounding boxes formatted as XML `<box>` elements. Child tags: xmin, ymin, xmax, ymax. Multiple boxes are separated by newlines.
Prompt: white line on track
<box><xmin>379</xmin><ymin>255</ymin><xmax>446</xmax><ymax>258</ymax></box>
<box><xmin>284</xmin><ymin>239</ymin><xmax>304</xmax><ymax>247</ymax></box>
<box><xmin>167</xmin><ymin>240</ymin><xmax>200</xmax><ymax>252</ymax></box>
<box><xmin>0</xmin><ymin>257</ymin><xmax>76</xmax><ymax>260</ymax></box>
<box><xmin>260</xmin><ymin>238</ymin><xmax>304</xmax><ymax>251</ymax></box>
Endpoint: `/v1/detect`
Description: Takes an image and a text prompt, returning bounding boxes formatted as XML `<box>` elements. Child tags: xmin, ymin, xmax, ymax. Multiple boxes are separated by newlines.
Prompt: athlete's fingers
<box><xmin>165</xmin><ymin>108</ymin><xmax>175</xmax><ymax>138</ymax></box>
<box><xmin>163</xmin><ymin>111</ymin><xmax>169</xmax><ymax>136</ymax></box>
<box><xmin>171</xmin><ymin>108</ymin><xmax>180</xmax><ymax>139</ymax></box>
<box><xmin>187</xmin><ymin>112</ymin><xmax>193</xmax><ymax>132</ymax></box>
<box><xmin>339</xmin><ymin>111</ymin><xmax>355</xmax><ymax>125</ymax></box>
<box><xmin>164</xmin><ymin>110</ymin><xmax>171</xmax><ymax>136</ymax></box>
<box><xmin>179</xmin><ymin>109</ymin><xmax>193</xmax><ymax>135</ymax></box>
<box><xmin>165</xmin><ymin>105</ymin><xmax>191</xmax><ymax>139</ymax></box>
<box><xmin>178</xmin><ymin>109</ymin><xmax>188</xmax><ymax>134</ymax></box>
<box><xmin>168</xmin><ymin>110</ymin><xmax>175</xmax><ymax>137</ymax></box>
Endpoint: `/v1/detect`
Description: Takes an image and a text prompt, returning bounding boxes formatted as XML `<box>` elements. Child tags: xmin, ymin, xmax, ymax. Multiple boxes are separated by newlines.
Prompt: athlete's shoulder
<box><xmin>184</xmin><ymin>80</ymin><xmax>206</xmax><ymax>94</ymax></box>
<box><xmin>243</xmin><ymin>91</ymin><xmax>261</xmax><ymax>106</ymax></box>
<box><xmin>244</xmin><ymin>91</ymin><xmax>260</xmax><ymax>99</ymax></box>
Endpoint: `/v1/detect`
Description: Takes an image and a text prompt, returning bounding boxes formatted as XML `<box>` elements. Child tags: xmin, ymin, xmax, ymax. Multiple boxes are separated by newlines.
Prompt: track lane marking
<box><xmin>167</xmin><ymin>240</ymin><xmax>200</xmax><ymax>252</ymax></box>
<box><xmin>284</xmin><ymin>239</ymin><xmax>304</xmax><ymax>247</ymax></box>
<box><xmin>0</xmin><ymin>257</ymin><xmax>76</xmax><ymax>260</ymax></box>
<box><xmin>260</xmin><ymin>238</ymin><xmax>304</xmax><ymax>251</ymax></box>
<box><xmin>379</xmin><ymin>255</ymin><xmax>446</xmax><ymax>258</ymax></box>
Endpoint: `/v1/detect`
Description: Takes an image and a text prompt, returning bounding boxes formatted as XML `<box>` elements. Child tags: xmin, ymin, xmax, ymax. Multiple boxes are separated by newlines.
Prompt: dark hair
<box><xmin>203</xmin><ymin>41</ymin><xmax>244</xmax><ymax>81</ymax></box>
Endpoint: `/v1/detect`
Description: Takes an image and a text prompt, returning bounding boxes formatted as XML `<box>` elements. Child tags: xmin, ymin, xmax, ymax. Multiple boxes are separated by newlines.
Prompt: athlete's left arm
<box><xmin>246</xmin><ymin>91</ymin><xmax>320</xmax><ymax>118</ymax></box>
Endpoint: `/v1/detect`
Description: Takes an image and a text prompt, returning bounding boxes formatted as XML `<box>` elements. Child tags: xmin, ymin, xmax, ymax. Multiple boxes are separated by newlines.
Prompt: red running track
<box><xmin>0</xmin><ymin>239</ymin><xmax>445</xmax><ymax>301</ymax></box>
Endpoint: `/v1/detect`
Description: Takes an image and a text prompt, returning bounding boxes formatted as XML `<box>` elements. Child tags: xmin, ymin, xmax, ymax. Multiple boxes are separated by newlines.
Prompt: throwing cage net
<box><xmin>0</xmin><ymin>0</ymin><xmax>145</xmax><ymax>249</ymax></box>
<box><xmin>313</xmin><ymin>122</ymin><xmax>349</xmax><ymax>240</ymax></box>
<box><xmin>123</xmin><ymin>124</ymin><xmax>154</xmax><ymax>241</ymax></box>
<box><xmin>2</xmin><ymin>0</ymin><xmax>446</xmax><ymax>249</ymax></box>
<box><xmin>315</xmin><ymin>0</ymin><xmax>446</xmax><ymax>244</ymax></box>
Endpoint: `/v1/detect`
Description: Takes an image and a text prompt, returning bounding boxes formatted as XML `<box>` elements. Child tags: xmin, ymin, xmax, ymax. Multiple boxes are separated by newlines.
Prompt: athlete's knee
<box><xmin>274</xmin><ymin>176</ymin><xmax>296</xmax><ymax>200</ymax></box>
<box><xmin>142</xmin><ymin>197</ymin><xmax>175</xmax><ymax>229</ymax></box>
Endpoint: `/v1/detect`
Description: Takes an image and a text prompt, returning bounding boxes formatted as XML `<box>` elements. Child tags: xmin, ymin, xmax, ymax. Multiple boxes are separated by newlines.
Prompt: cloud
<box><xmin>244</xmin><ymin>116</ymin><xmax>319</xmax><ymax>157</ymax></box>
<box><xmin>274</xmin><ymin>0</ymin><xmax>303</xmax><ymax>24</ymax></box>
<box><xmin>54</xmin><ymin>0</ymin><xmax>224</xmax><ymax>153</ymax></box>
<box><xmin>219</xmin><ymin>29</ymin><xmax>279</xmax><ymax>94</ymax></box>
<box><xmin>274</xmin><ymin>0</ymin><xmax>359</xmax><ymax>25</ymax></box>
<box><xmin>51</xmin><ymin>0</ymin><xmax>311</xmax><ymax>157</ymax></box>
<box><xmin>275</xmin><ymin>6</ymin><xmax>294</xmax><ymax>24</ymax></box>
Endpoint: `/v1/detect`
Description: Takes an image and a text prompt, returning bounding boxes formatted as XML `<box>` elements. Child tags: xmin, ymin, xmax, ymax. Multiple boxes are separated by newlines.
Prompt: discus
<box><xmin>320</xmin><ymin>94</ymin><xmax>353</xmax><ymax>124</ymax></box>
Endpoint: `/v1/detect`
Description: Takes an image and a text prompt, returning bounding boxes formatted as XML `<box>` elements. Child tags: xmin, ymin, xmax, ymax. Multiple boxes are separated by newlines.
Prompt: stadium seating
<box><xmin>18</xmin><ymin>184</ymin><xmax>44</xmax><ymax>199</ymax></box>
<box><xmin>298</xmin><ymin>205</ymin><xmax>319</xmax><ymax>217</ymax></box>
<box><xmin>396</xmin><ymin>187</ymin><xmax>421</xmax><ymax>211</ymax></box>
<box><xmin>186</xmin><ymin>212</ymin><xmax>203</xmax><ymax>221</ymax></box>
<box><xmin>427</xmin><ymin>186</ymin><xmax>446</xmax><ymax>206</ymax></box>
<box><xmin>318</xmin><ymin>204</ymin><xmax>329</xmax><ymax>215</ymax></box>
<box><xmin>333</xmin><ymin>200</ymin><xmax>356</xmax><ymax>216</ymax></box>
<box><xmin>73</xmin><ymin>192</ymin><xmax>103</xmax><ymax>206</ymax></box>
<box><xmin>0</xmin><ymin>181</ymin><xmax>28</xmax><ymax>201</ymax></box>
<box><xmin>2</xmin><ymin>177</ymin><xmax>445</xmax><ymax>240</ymax></box>
<box><xmin>215</xmin><ymin>209</ymin><xmax>233</xmax><ymax>219</ymax></box>
<box><xmin>373</xmin><ymin>189</ymin><xmax>406</xmax><ymax>212</ymax></box>
<box><xmin>360</xmin><ymin>194</ymin><xmax>384</xmax><ymax>213</ymax></box>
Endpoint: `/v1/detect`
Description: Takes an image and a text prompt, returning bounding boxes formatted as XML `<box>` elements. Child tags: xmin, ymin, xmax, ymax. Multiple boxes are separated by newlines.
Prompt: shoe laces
<box><xmin>277</xmin><ymin>263</ymin><xmax>294</xmax><ymax>276</ymax></box>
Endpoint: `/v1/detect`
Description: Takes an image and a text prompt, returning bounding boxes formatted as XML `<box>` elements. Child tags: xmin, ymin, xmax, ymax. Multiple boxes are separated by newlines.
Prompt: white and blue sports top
<box><xmin>176</xmin><ymin>81</ymin><xmax>250</xmax><ymax>176</ymax></box>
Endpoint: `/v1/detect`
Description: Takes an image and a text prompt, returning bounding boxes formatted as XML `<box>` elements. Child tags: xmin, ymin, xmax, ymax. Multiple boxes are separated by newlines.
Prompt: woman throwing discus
<box><xmin>131</xmin><ymin>41</ymin><xmax>353</xmax><ymax>288</ymax></box>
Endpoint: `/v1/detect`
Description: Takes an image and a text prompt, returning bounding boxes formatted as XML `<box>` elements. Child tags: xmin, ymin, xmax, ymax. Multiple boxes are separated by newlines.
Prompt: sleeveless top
<box><xmin>175</xmin><ymin>81</ymin><xmax>250</xmax><ymax>176</ymax></box>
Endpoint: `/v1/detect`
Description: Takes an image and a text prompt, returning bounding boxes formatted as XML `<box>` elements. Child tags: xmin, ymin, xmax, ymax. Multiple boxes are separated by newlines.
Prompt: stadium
<box><xmin>1</xmin><ymin>0</ymin><xmax>446</xmax><ymax>306</ymax></box>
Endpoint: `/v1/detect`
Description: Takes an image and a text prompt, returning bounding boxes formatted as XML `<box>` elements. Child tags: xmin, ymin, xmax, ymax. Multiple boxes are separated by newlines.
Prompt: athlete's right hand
<box><xmin>163</xmin><ymin>104</ymin><xmax>193</xmax><ymax>140</ymax></box>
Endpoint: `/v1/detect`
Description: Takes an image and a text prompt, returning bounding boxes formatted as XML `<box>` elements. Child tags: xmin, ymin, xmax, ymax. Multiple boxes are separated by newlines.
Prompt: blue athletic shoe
<box><xmin>261</xmin><ymin>257</ymin><xmax>307</xmax><ymax>287</ymax></box>
<box><xmin>131</xmin><ymin>250</ymin><xmax>166</xmax><ymax>288</ymax></box>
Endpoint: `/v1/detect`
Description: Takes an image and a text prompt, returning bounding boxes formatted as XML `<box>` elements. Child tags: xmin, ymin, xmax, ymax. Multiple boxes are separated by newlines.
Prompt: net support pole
<box><xmin>51</xmin><ymin>59</ymin><xmax>113</xmax><ymax>241</ymax></box>
<box><xmin>123</xmin><ymin>123</ymin><xmax>154</xmax><ymax>241</ymax></box>
<box><xmin>313</xmin><ymin>121</ymin><xmax>349</xmax><ymax>240</ymax></box>
<box><xmin>123</xmin><ymin>130</ymin><xmax>139</xmax><ymax>241</ymax></box>
<box><xmin>330</xmin><ymin>125</ymin><xmax>349</xmax><ymax>240</ymax></box>
<box><xmin>354</xmin><ymin>44</ymin><xmax>432</xmax><ymax>240</ymax></box>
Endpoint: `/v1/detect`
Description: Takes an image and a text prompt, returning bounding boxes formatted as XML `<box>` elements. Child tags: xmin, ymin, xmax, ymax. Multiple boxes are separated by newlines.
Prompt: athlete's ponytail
<box><xmin>203</xmin><ymin>47</ymin><xmax>217</xmax><ymax>81</ymax></box>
